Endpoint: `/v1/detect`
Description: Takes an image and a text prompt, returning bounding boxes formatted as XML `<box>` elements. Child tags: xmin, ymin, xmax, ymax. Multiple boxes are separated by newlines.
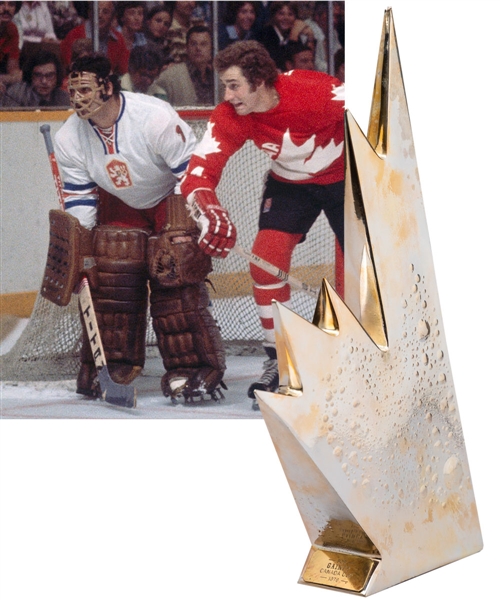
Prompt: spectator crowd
<box><xmin>0</xmin><ymin>1</ymin><xmax>345</xmax><ymax>109</ymax></box>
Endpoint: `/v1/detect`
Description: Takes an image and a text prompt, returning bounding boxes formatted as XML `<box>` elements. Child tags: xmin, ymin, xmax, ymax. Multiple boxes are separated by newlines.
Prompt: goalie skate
<box><xmin>162</xmin><ymin>372</ymin><xmax>227</xmax><ymax>405</ymax></box>
<box><xmin>183</xmin><ymin>384</ymin><xmax>226</xmax><ymax>405</ymax></box>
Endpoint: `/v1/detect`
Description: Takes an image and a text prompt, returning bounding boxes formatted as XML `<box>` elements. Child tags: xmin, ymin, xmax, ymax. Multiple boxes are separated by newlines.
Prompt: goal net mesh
<box><xmin>1</xmin><ymin>109</ymin><xmax>337</xmax><ymax>381</ymax></box>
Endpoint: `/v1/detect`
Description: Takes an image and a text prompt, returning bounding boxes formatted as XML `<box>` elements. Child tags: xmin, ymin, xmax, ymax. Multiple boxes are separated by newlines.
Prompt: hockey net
<box><xmin>1</xmin><ymin>109</ymin><xmax>338</xmax><ymax>382</ymax></box>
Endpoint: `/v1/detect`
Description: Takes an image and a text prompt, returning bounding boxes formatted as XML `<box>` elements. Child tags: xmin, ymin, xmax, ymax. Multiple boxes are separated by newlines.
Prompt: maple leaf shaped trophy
<box><xmin>255</xmin><ymin>9</ymin><xmax>483</xmax><ymax>596</ymax></box>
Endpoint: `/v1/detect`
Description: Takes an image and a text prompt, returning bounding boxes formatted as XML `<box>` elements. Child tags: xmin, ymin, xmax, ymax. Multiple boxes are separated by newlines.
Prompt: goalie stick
<box><xmin>39</xmin><ymin>124</ymin><xmax>136</xmax><ymax>409</ymax></box>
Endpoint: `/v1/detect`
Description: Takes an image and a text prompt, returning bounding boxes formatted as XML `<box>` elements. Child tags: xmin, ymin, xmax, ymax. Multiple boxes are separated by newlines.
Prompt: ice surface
<box><xmin>1</xmin><ymin>356</ymin><xmax>265</xmax><ymax>419</ymax></box>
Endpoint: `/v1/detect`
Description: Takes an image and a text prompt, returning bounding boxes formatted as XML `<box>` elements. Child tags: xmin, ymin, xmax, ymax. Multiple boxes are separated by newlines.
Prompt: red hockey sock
<box><xmin>250</xmin><ymin>230</ymin><xmax>302</xmax><ymax>344</ymax></box>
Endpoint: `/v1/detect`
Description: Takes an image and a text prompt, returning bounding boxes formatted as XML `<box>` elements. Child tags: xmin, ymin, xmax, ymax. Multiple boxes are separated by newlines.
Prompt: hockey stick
<box><xmin>231</xmin><ymin>244</ymin><xmax>319</xmax><ymax>298</ymax></box>
<box><xmin>190</xmin><ymin>200</ymin><xmax>319</xmax><ymax>297</ymax></box>
<box><xmin>39</xmin><ymin>124</ymin><xmax>136</xmax><ymax>409</ymax></box>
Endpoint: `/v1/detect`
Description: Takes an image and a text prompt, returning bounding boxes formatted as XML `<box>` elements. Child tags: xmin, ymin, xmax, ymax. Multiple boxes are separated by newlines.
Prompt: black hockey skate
<box><xmin>248</xmin><ymin>347</ymin><xmax>279</xmax><ymax>410</ymax></box>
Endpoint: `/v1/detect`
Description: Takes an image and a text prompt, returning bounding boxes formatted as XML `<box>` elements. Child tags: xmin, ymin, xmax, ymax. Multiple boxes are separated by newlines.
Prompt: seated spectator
<box><xmin>152</xmin><ymin>24</ymin><xmax>215</xmax><ymax>106</ymax></box>
<box><xmin>60</xmin><ymin>0</ymin><xmax>129</xmax><ymax>75</ymax></box>
<box><xmin>284</xmin><ymin>40</ymin><xmax>315</xmax><ymax>72</ymax></box>
<box><xmin>0</xmin><ymin>1</ymin><xmax>22</xmax><ymax>97</ymax></box>
<box><xmin>121</xmin><ymin>43</ymin><xmax>162</xmax><ymax>94</ymax></box>
<box><xmin>14</xmin><ymin>1</ymin><xmax>58</xmax><ymax>45</ymax></box>
<box><xmin>48</xmin><ymin>1</ymin><xmax>84</xmax><ymax>41</ymax></box>
<box><xmin>0</xmin><ymin>48</ymin><xmax>69</xmax><ymax>106</ymax></box>
<box><xmin>144</xmin><ymin>3</ymin><xmax>172</xmax><ymax>69</ymax></box>
<box><xmin>166</xmin><ymin>1</ymin><xmax>199</xmax><ymax>65</ymax></box>
<box><xmin>219</xmin><ymin>2</ymin><xmax>258</xmax><ymax>50</ymax></box>
<box><xmin>116</xmin><ymin>1</ymin><xmax>147</xmax><ymax>51</ymax></box>
<box><xmin>257</xmin><ymin>1</ymin><xmax>315</xmax><ymax>73</ymax></box>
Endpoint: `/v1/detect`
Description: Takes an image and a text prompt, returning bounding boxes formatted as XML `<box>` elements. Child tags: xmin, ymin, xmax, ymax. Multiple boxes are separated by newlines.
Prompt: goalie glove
<box><xmin>186</xmin><ymin>188</ymin><xmax>237</xmax><ymax>258</ymax></box>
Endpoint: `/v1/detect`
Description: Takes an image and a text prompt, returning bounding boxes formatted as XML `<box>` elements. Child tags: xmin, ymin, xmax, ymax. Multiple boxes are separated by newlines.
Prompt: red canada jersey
<box><xmin>181</xmin><ymin>70</ymin><xmax>345</xmax><ymax>197</ymax></box>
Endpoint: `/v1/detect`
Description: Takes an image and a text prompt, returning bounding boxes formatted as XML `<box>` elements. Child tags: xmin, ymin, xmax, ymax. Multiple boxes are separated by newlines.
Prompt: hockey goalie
<box><xmin>40</xmin><ymin>53</ymin><xmax>226</xmax><ymax>405</ymax></box>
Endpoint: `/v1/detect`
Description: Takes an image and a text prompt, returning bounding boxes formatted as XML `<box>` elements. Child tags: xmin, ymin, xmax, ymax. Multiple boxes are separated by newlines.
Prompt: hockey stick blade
<box><xmin>98</xmin><ymin>366</ymin><xmax>137</xmax><ymax>409</ymax></box>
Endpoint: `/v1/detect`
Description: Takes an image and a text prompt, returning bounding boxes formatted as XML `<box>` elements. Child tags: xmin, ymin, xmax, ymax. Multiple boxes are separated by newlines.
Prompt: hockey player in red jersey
<box><xmin>181</xmin><ymin>41</ymin><xmax>345</xmax><ymax>409</ymax></box>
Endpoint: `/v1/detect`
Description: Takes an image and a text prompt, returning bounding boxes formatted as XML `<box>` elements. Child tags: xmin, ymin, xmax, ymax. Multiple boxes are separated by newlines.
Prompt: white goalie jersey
<box><xmin>54</xmin><ymin>92</ymin><xmax>197</xmax><ymax>228</ymax></box>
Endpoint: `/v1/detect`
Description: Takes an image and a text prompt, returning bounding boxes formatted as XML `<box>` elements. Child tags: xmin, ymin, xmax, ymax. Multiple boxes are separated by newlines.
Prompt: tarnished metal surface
<box><xmin>257</xmin><ymin>9</ymin><xmax>483</xmax><ymax>596</ymax></box>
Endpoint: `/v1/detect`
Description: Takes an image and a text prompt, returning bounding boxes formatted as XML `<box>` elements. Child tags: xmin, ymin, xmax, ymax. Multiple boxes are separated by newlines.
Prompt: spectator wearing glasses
<box><xmin>0</xmin><ymin>47</ymin><xmax>69</xmax><ymax>106</ymax></box>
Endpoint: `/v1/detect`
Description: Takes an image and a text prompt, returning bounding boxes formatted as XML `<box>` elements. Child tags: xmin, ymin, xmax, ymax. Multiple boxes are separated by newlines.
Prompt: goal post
<box><xmin>1</xmin><ymin>109</ymin><xmax>339</xmax><ymax>381</ymax></box>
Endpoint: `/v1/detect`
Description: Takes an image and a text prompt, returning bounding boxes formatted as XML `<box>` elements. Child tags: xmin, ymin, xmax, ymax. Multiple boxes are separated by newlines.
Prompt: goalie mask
<box><xmin>68</xmin><ymin>70</ymin><xmax>111</xmax><ymax>120</ymax></box>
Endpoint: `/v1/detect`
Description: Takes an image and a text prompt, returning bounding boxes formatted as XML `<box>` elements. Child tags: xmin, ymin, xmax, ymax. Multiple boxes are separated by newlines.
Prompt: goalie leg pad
<box><xmin>150</xmin><ymin>280</ymin><xmax>226</xmax><ymax>398</ymax></box>
<box><xmin>41</xmin><ymin>209</ymin><xmax>96</xmax><ymax>306</ymax></box>
<box><xmin>83</xmin><ymin>226</ymin><xmax>150</xmax><ymax>386</ymax></box>
<box><xmin>148</xmin><ymin>194</ymin><xmax>212</xmax><ymax>287</ymax></box>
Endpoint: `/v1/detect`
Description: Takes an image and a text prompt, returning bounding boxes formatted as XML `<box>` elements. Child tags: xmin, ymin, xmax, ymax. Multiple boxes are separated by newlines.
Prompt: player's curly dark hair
<box><xmin>69</xmin><ymin>53</ymin><xmax>121</xmax><ymax>95</ymax></box>
<box><xmin>215</xmin><ymin>41</ymin><xmax>278</xmax><ymax>90</ymax></box>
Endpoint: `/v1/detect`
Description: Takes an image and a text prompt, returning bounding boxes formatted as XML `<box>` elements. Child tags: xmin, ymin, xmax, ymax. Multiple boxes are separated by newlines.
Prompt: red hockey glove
<box><xmin>187</xmin><ymin>188</ymin><xmax>237</xmax><ymax>258</ymax></box>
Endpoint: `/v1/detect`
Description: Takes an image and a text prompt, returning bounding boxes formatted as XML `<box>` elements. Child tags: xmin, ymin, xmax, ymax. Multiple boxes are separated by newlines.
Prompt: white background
<box><xmin>1</xmin><ymin>1</ymin><xmax>498</xmax><ymax>598</ymax></box>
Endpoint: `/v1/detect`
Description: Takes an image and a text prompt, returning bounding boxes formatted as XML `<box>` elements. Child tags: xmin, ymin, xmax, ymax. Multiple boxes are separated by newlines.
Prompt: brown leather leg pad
<box><xmin>150</xmin><ymin>281</ymin><xmax>226</xmax><ymax>394</ymax></box>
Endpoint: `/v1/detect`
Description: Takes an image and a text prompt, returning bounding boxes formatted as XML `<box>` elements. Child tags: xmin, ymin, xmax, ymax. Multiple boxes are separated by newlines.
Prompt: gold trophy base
<box><xmin>300</xmin><ymin>547</ymin><xmax>379</xmax><ymax>594</ymax></box>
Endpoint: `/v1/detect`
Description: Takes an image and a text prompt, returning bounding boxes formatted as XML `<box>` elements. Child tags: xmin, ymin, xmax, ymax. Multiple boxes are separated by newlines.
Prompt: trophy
<box><xmin>256</xmin><ymin>8</ymin><xmax>483</xmax><ymax>595</ymax></box>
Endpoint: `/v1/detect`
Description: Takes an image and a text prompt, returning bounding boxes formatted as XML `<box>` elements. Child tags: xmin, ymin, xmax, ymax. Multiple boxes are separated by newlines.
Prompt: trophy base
<box><xmin>300</xmin><ymin>546</ymin><xmax>380</xmax><ymax>595</ymax></box>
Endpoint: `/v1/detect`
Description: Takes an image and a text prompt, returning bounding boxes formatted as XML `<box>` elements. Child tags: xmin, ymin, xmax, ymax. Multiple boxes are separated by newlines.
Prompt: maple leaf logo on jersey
<box><xmin>193</xmin><ymin>121</ymin><xmax>221</xmax><ymax>160</ymax></box>
<box><xmin>272</xmin><ymin>129</ymin><xmax>344</xmax><ymax>181</ymax></box>
<box><xmin>106</xmin><ymin>159</ymin><xmax>133</xmax><ymax>189</ymax></box>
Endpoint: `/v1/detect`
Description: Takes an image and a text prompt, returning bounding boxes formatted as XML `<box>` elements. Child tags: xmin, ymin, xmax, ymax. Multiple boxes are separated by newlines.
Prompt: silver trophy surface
<box><xmin>256</xmin><ymin>8</ymin><xmax>483</xmax><ymax>595</ymax></box>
